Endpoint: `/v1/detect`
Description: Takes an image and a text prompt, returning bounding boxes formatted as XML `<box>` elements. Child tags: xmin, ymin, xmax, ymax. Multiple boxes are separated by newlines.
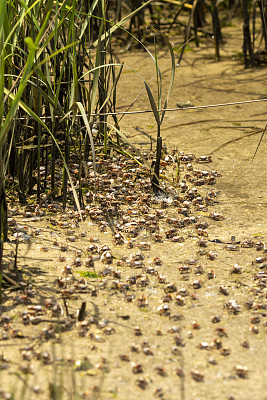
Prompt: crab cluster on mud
<box><xmin>1</xmin><ymin>148</ymin><xmax>266</xmax><ymax>399</ymax></box>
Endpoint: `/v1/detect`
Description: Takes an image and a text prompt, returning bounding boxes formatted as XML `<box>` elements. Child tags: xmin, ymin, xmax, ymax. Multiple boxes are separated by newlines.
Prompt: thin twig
<box><xmin>252</xmin><ymin>122</ymin><xmax>267</xmax><ymax>160</ymax></box>
<box><xmin>62</xmin><ymin>297</ymin><xmax>69</xmax><ymax>317</ymax></box>
<box><xmin>210</xmin><ymin>129</ymin><xmax>263</xmax><ymax>155</ymax></box>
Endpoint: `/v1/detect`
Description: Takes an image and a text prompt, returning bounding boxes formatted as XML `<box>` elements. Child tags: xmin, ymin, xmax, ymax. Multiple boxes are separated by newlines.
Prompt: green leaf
<box><xmin>0</xmin><ymin>35</ymin><xmax>38</xmax><ymax>147</ymax></box>
<box><xmin>24</xmin><ymin>37</ymin><xmax>38</xmax><ymax>51</ymax></box>
<box><xmin>149</xmin><ymin>26</ymin><xmax>175</xmax><ymax>125</ymax></box>
<box><xmin>75</xmin><ymin>101</ymin><xmax>96</xmax><ymax>175</ymax></box>
<box><xmin>144</xmin><ymin>82</ymin><xmax>160</xmax><ymax>126</ymax></box>
<box><xmin>3</xmin><ymin>91</ymin><xmax>83</xmax><ymax>222</ymax></box>
<box><xmin>106</xmin><ymin>121</ymin><xmax>150</xmax><ymax>170</ymax></box>
<box><xmin>0</xmin><ymin>1</ymin><xmax>6</xmax><ymax>36</ymax></box>
<box><xmin>160</xmin><ymin>38</ymin><xmax>175</xmax><ymax>124</ymax></box>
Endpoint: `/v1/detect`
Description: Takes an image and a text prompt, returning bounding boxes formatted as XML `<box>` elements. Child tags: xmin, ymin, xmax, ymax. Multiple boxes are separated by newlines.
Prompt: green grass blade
<box><xmin>6</xmin><ymin>90</ymin><xmax>83</xmax><ymax>219</ymax></box>
<box><xmin>98</xmin><ymin>62</ymin><xmax>124</xmax><ymax>113</ymax></box>
<box><xmin>31</xmin><ymin>69</ymin><xmax>64</xmax><ymax>115</ymax></box>
<box><xmin>92</xmin><ymin>0</ymin><xmax>153</xmax><ymax>48</ymax></box>
<box><xmin>75</xmin><ymin>101</ymin><xmax>96</xmax><ymax>175</ymax></box>
<box><xmin>0</xmin><ymin>0</ymin><xmax>7</xmax><ymax>125</ymax></box>
<box><xmin>149</xmin><ymin>26</ymin><xmax>175</xmax><ymax>124</ymax></box>
<box><xmin>144</xmin><ymin>81</ymin><xmax>160</xmax><ymax>126</ymax></box>
<box><xmin>160</xmin><ymin>40</ymin><xmax>175</xmax><ymax>124</ymax></box>
<box><xmin>0</xmin><ymin>1</ymin><xmax>6</xmax><ymax>33</ymax></box>
<box><xmin>0</xmin><ymin>37</ymin><xmax>37</xmax><ymax>147</ymax></box>
<box><xmin>105</xmin><ymin>121</ymin><xmax>149</xmax><ymax>168</ymax></box>
<box><xmin>88</xmin><ymin>21</ymin><xmax>103</xmax><ymax>119</ymax></box>
<box><xmin>154</xmin><ymin>38</ymin><xmax>162</xmax><ymax>118</ymax></box>
<box><xmin>1</xmin><ymin>0</ymin><xmax>41</xmax><ymax>55</ymax></box>
<box><xmin>177</xmin><ymin>0</ymin><xmax>197</xmax><ymax>66</ymax></box>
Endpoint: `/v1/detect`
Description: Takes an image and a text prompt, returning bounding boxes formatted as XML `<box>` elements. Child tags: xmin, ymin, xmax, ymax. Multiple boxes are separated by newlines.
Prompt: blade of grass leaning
<box><xmin>4</xmin><ymin>89</ymin><xmax>83</xmax><ymax>220</ymax></box>
<box><xmin>3</xmin><ymin>124</ymin><xmax>15</xmax><ymax>175</ymax></box>
<box><xmin>105</xmin><ymin>121</ymin><xmax>150</xmax><ymax>169</ymax></box>
<box><xmin>88</xmin><ymin>21</ymin><xmax>103</xmax><ymax>119</ymax></box>
<box><xmin>75</xmin><ymin>101</ymin><xmax>96</xmax><ymax>176</ymax></box>
<box><xmin>0</xmin><ymin>37</ymin><xmax>38</xmax><ymax>147</ymax></box>
<box><xmin>98</xmin><ymin>1</ymin><xmax>108</xmax><ymax>154</ymax></box>
<box><xmin>144</xmin><ymin>82</ymin><xmax>160</xmax><ymax>126</ymax></box>
<box><xmin>92</xmin><ymin>0</ymin><xmax>153</xmax><ymax>48</ymax></box>
<box><xmin>90</xmin><ymin>12</ymin><xmax>156</xmax><ymax>68</ymax></box>
<box><xmin>177</xmin><ymin>0</ymin><xmax>198</xmax><ymax>66</ymax></box>
<box><xmin>0</xmin><ymin>0</ymin><xmax>6</xmax><ymax>125</ymax></box>
<box><xmin>97</xmin><ymin>62</ymin><xmax>124</xmax><ymax>113</ymax></box>
<box><xmin>154</xmin><ymin>37</ymin><xmax>162</xmax><ymax>125</ymax></box>
<box><xmin>159</xmin><ymin>36</ymin><xmax>175</xmax><ymax>124</ymax></box>
<box><xmin>81</xmin><ymin>63</ymin><xmax>157</xmax><ymax>114</ymax></box>
<box><xmin>89</xmin><ymin>17</ymin><xmax>166</xmax><ymax>129</ymax></box>
<box><xmin>35</xmin><ymin>0</ymin><xmax>71</xmax><ymax>61</ymax></box>
<box><xmin>0</xmin><ymin>0</ymin><xmax>5</xmax><ymax>301</ymax></box>
<box><xmin>160</xmin><ymin>0</ymin><xmax>193</xmax><ymax>8</ymax></box>
<box><xmin>252</xmin><ymin>123</ymin><xmax>266</xmax><ymax>160</ymax></box>
<box><xmin>78</xmin><ymin>0</ymin><xmax>99</xmax><ymax>40</ymax></box>
<box><xmin>69</xmin><ymin>0</ymin><xmax>78</xmax><ymax>107</ymax></box>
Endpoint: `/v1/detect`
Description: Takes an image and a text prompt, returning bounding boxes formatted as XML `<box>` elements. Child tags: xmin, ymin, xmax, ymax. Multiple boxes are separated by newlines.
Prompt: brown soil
<box><xmin>1</xmin><ymin>21</ymin><xmax>267</xmax><ymax>400</ymax></box>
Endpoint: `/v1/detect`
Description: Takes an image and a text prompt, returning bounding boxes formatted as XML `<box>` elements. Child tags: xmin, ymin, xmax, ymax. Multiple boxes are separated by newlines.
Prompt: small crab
<box><xmin>191</xmin><ymin>370</ymin><xmax>204</xmax><ymax>382</ymax></box>
<box><xmin>235</xmin><ymin>365</ymin><xmax>249</xmax><ymax>378</ymax></box>
<box><xmin>209</xmin><ymin>212</ymin><xmax>224</xmax><ymax>221</ymax></box>
<box><xmin>224</xmin><ymin>244</ymin><xmax>239</xmax><ymax>251</ymax></box>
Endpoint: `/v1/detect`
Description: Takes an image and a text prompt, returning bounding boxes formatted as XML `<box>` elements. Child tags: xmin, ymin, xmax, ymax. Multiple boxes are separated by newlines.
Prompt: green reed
<box><xmin>0</xmin><ymin>0</ymin><xmax>160</xmax><ymax>305</ymax></box>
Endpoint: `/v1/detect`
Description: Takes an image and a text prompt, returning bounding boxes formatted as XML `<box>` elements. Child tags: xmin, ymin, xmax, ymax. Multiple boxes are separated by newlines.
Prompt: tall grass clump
<box><xmin>0</xmin><ymin>0</ymin><xmax>47</xmax><ymax>300</ymax></box>
<box><xmin>0</xmin><ymin>0</ymin><xmax>164</xmax><ymax>300</ymax></box>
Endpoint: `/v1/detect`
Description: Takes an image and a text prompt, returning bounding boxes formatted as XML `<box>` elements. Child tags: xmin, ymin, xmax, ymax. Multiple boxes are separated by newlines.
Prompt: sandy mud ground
<box><xmin>1</xmin><ymin>20</ymin><xmax>267</xmax><ymax>400</ymax></box>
